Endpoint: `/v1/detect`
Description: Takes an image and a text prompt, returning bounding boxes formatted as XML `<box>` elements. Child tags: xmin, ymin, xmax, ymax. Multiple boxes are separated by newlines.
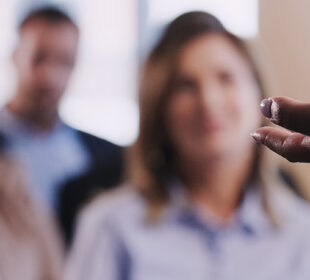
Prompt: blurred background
<box><xmin>1</xmin><ymin>0</ymin><xmax>310</xmax><ymax>196</ymax></box>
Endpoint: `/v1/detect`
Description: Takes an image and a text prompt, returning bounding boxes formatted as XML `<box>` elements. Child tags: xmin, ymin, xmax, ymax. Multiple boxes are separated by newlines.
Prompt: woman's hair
<box><xmin>0</xmin><ymin>134</ymin><xmax>63</xmax><ymax>279</ymax></box>
<box><xmin>130</xmin><ymin>11</ymin><xmax>266</xmax><ymax>211</ymax></box>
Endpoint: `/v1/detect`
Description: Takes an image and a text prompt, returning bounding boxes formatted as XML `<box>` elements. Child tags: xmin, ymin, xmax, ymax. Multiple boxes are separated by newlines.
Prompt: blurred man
<box><xmin>0</xmin><ymin>6</ymin><xmax>124</xmax><ymax>245</ymax></box>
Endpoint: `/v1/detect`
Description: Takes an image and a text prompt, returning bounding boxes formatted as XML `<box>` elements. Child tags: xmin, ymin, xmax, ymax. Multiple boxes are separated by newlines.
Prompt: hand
<box><xmin>252</xmin><ymin>97</ymin><xmax>310</xmax><ymax>162</ymax></box>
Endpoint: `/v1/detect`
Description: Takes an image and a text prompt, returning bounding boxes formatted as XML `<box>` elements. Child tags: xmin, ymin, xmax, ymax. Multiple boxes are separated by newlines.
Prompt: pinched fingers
<box><xmin>252</xmin><ymin>126</ymin><xmax>310</xmax><ymax>163</ymax></box>
<box><xmin>260</xmin><ymin>97</ymin><xmax>310</xmax><ymax>136</ymax></box>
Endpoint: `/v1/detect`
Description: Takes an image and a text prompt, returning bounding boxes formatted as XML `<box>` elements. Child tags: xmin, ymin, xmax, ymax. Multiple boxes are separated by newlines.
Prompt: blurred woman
<box><xmin>0</xmin><ymin>135</ymin><xmax>63</xmax><ymax>279</ymax></box>
<box><xmin>65</xmin><ymin>12</ymin><xmax>310</xmax><ymax>280</ymax></box>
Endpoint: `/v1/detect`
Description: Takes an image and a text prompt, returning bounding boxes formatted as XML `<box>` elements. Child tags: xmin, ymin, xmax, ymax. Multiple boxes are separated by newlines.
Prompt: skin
<box><xmin>9</xmin><ymin>19</ymin><xmax>79</xmax><ymax>131</ymax></box>
<box><xmin>165</xmin><ymin>33</ymin><xmax>262</xmax><ymax>221</ymax></box>
<box><xmin>252</xmin><ymin>97</ymin><xmax>310</xmax><ymax>162</ymax></box>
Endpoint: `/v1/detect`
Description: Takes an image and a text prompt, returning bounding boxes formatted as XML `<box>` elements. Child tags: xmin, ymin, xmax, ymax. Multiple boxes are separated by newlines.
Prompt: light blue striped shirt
<box><xmin>0</xmin><ymin>108</ymin><xmax>90</xmax><ymax>209</ymax></box>
<box><xmin>66</xmin><ymin>181</ymin><xmax>310</xmax><ymax>280</ymax></box>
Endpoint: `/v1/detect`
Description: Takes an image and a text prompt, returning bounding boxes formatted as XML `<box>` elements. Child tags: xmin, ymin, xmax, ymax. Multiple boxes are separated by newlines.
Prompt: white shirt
<box><xmin>65</xmin><ymin>181</ymin><xmax>310</xmax><ymax>280</ymax></box>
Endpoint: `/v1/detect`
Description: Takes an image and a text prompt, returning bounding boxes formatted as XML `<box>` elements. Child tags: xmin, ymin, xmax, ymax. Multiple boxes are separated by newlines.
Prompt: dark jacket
<box><xmin>57</xmin><ymin>130</ymin><xmax>124</xmax><ymax>247</ymax></box>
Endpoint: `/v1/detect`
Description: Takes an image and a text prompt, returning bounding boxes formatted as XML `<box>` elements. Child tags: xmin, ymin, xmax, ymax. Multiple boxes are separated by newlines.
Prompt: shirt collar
<box><xmin>162</xmin><ymin>178</ymin><xmax>272</xmax><ymax>237</ymax></box>
<box><xmin>0</xmin><ymin>107</ymin><xmax>65</xmax><ymax>138</ymax></box>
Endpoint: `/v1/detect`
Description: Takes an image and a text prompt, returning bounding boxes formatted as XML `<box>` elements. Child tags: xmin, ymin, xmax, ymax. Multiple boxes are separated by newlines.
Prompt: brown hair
<box><xmin>130</xmin><ymin>11</ymin><xmax>266</xmax><ymax>213</ymax></box>
<box><xmin>0</xmin><ymin>155</ymin><xmax>64</xmax><ymax>279</ymax></box>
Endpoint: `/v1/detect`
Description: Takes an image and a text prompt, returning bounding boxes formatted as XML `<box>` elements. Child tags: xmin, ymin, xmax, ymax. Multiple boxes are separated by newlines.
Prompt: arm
<box><xmin>63</xmin><ymin>205</ymin><xmax>121</xmax><ymax>280</ymax></box>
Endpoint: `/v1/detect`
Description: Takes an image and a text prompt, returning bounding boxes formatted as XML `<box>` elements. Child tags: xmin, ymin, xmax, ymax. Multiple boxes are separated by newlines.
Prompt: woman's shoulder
<box><xmin>65</xmin><ymin>185</ymin><xmax>145</xmax><ymax>280</ymax></box>
<box><xmin>77</xmin><ymin>184</ymin><xmax>146</xmax><ymax>230</ymax></box>
<box><xmin>270</xmin><ymin>182</ymin><xmax>310</xmax><ymax>232</ymax></box>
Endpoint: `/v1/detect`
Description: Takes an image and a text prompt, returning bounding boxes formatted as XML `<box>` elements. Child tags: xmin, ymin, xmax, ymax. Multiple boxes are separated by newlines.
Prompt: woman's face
<box><xmin>165</xmin><ymin>33</ymin><xmax>261</xmax><ymax>162</ymax></box>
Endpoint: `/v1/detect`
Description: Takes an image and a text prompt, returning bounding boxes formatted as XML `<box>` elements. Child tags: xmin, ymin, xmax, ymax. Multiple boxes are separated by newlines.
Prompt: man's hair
<box><xmin>19</xmin><ymin>6</ymin><xmax>77</xmax><ymax>31</ymax></box>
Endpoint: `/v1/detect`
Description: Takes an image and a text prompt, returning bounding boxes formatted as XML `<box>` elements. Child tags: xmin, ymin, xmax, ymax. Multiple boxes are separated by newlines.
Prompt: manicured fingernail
<box><xmin>250</xmin><ymin>132</ymin><xmax>262</xmax><ymax>142</ymax></box>
<box><xmin>260</xmin><ymin>99</ymin><xmax>272</xmax><ymax>118</ymax></box>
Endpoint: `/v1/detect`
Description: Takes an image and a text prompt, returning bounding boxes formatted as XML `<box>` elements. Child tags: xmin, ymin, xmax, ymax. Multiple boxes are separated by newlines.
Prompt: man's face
<box><xmin>13</xmin><ymin>19</ymin><xmax>79</xmax><ymax>117</ymax></box>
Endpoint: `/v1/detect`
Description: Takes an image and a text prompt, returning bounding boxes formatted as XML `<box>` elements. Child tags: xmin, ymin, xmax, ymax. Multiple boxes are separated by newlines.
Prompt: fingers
<box><xmin>260</xmin><ymin>97</ymin><xmax>310</xmax><ymax>136</ymax></box>
<box><xmin>252</xmin><ymin>126</ymin><xmax>310</xmax><ymax>163</ymax></box>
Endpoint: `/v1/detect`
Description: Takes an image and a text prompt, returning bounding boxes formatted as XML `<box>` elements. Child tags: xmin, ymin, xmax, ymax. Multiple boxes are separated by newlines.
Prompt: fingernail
<box><xmin>250</xmin><ymin>132</ymin><xmax>262</xmax><ymax>142</ymax></box>
<box><xmin>260</xmin><ymin>99</ymin><xmax>272</xmax><ymax>118</ymax></box>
